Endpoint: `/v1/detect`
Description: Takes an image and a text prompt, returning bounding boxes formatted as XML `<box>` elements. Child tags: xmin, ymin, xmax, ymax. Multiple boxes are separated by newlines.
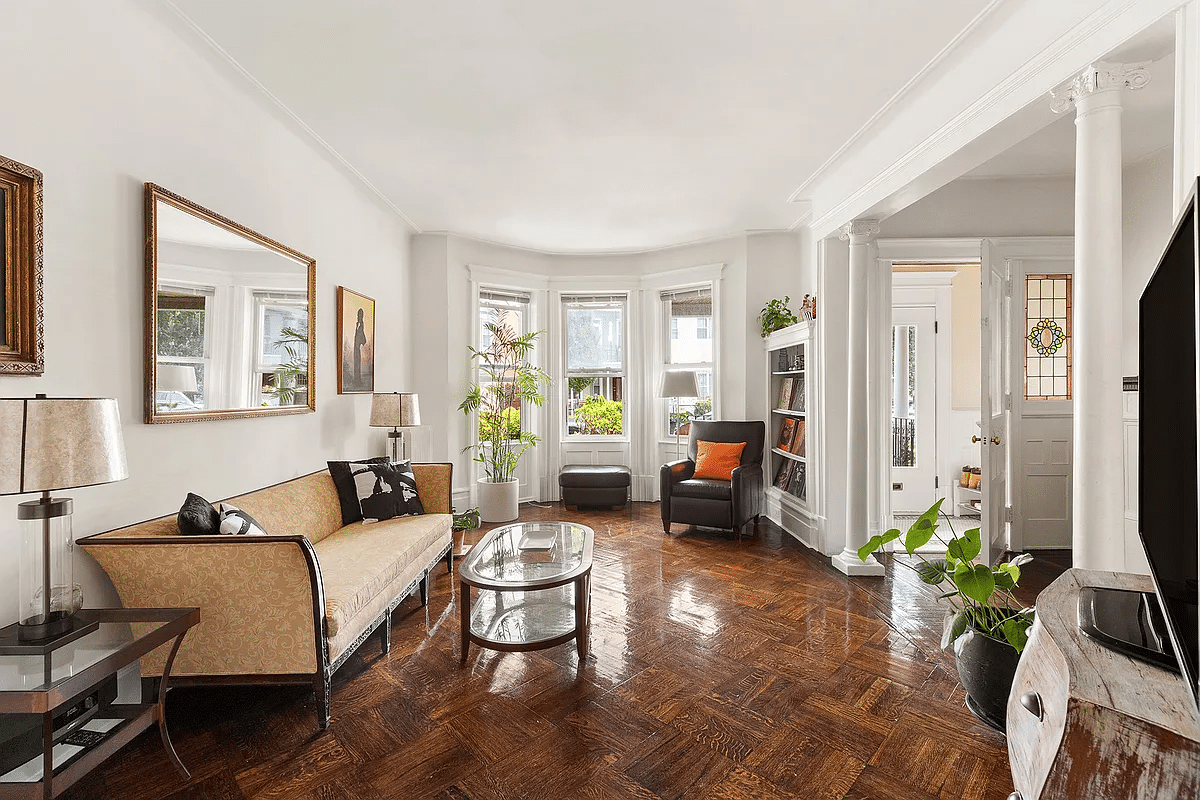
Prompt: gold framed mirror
<box><xmin>144</xmin><ymin>183</ymin><xmax>316</xmax><ymax>424</ymax></box>
<box><xmin>0</xmin><ymin>154</ymin><xmax>44</xmax><ymax>375</ymax></box>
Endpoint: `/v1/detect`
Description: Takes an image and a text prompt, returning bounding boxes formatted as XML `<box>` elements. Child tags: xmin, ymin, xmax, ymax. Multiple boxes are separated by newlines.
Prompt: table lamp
<box><xmin>156</xmin><ymin>364</ymin><xmax>198</xmax><ymax>410</ymax></box>
<box><xmin>370</xmin><ymin>392</ymin><xmax>421</xmax><ymax>461</ymax></box>
<box><xmin>658</xmin><ymin>370</ymin><xmax>699</xmax><ymax>460</ymax></box>
<box><xmin>0</xmin><ymin>396</ymin><xmax>128</xmax><ymax>644</ymax></box>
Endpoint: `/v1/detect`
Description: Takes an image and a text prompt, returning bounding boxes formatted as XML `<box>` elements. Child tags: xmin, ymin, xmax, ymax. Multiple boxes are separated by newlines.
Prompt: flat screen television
<box><xmin>1136</xmin><ymin>182</ymin><xmax>1200</xmax><ymax>716</ymax></box>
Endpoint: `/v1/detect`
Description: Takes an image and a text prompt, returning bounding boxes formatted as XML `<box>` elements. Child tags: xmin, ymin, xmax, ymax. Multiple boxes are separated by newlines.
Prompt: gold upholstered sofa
<box><xmin>79</xmin><ymin>463</ymin><xmax>454</xmax><ymax>730</ymax></box>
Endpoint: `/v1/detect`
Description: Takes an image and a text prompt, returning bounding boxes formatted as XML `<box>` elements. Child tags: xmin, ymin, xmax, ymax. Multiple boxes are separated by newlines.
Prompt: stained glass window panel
<box><xmin>1024</xmin><ymin>274</ymin><xmax>1072</xmax><ymax>400</ymax></box>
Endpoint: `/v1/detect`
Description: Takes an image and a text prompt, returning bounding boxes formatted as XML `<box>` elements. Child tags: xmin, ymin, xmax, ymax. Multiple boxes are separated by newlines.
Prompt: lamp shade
<box><xmin>370</xmin><ymin>392</ymin><xmax>421</xmax><ymax>428</ymax></box>
<box><xmin>0</xmin><ymin>397</ymin><xmax>129</xmax><ymax>495</ymax></box>
<box><xmin>157</xmin><ymin>365</ymin><xmax>198</xmax><ymax>394</ymax></box>
<box><xmin>657</xmin><ymin>370</ymin><xmax>699</xmax><ymax>399</ymax></box>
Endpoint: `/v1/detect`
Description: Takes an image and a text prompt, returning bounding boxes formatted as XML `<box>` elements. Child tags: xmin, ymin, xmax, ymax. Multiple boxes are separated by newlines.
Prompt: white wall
<box><xmin>879</xmin><ymin>177</ymin><xmax>1076</xmax><ymax>239</ymax></box>
<box><xmin>1121</xmin><ymin>148</ymin><xmax>1175</xmax><ymax>574</ymax></box>
<box><xmin>0</xmin><ymin>1</ymin><xmax>414</xmax><ymax>624</ymax></box>
<box><xmin>1122</xmin><ymin>149</ymin><xmax>1175</xmax><ymax>375</ymax></box>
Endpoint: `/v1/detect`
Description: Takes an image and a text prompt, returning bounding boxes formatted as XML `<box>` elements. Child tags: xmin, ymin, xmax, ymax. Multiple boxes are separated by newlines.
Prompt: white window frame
<box><xmin>660</xmin><ymin>283</ymin><xmax>716</xmax><ymax>439</ymax></box>
<box><xmin>156</xmin><ymin>282</ymin><xmax>214</xmax><ymax>412</ymax></box>
<box><xmin>476</xmin><ymin>286</ymin><xmax>533</xmax><ymax>444</ymax></box>
<box><xmin>561</xmin><ymin>292</ymin><xmax>628</xmax><ymax>440</ymax></box>
<box><xmin>251</xmin><ymin>290</ymin><xmax>308</xmax><ymax>407</ymax></box>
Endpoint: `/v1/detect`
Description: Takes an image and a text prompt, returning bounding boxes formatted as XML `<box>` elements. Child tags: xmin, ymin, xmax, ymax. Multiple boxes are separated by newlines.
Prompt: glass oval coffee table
<box><xmin>458</xmin><ymin>521</ymin><xmax>594</xmax><ymax>662</ymax></box>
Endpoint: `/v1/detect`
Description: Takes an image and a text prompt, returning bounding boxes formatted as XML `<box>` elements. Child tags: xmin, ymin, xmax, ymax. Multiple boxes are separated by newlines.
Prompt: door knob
<box><xmin>971</xmin><ymin>435</ymin><xmax>981</xmax><ymax>443</ymax></box>
<box><xmin>991</xmin><ymin>436</ymin><xmax>1002</xmax><ymax>445</ymax></box>
<box><xmin>1008</xmin><ymin>793</ymin><xmax>1023</xmax><ymax>800</ymax></box>
<box><xmin>1020</xmin><ymin>691</ymin><xmax>1043</xmax><ymax>720</ymax></box>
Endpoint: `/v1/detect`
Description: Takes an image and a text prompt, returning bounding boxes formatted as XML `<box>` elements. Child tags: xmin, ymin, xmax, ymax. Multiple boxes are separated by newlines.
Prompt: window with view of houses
<box><xmin>563</xmin><ymin>293</ymin><xmax>626</xmax><ymax>436</ymax></box>
<box><xmin>662</xmin><ymin>285</ymin><xmax>715</xmax><ymax>435</ymax></box>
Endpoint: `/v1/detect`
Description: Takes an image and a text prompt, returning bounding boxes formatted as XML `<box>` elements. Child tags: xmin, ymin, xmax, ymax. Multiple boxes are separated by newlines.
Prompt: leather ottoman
<box><xmin>559</xmin><ymin>464</ymin><xmax>631</xmax><ymax>509</ymax></box>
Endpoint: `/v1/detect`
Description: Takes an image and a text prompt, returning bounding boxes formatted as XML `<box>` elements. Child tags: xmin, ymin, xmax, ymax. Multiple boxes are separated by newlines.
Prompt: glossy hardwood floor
<box><xmin>65</xmin><ymin>503</ymin><xmax>1064</xmax><ymax>800</ymax></box>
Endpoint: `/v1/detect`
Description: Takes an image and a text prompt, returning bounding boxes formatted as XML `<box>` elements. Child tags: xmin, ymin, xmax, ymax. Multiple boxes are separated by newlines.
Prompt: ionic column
<box><xmin>833</xmin><ymin>219</ymin><xmax>885</xmax><ymax>576</ymax></box>
<box><xmin>1051</xmin><ymin>62</ymin><xmax>1149</xmax><ymax>571</ymax></box>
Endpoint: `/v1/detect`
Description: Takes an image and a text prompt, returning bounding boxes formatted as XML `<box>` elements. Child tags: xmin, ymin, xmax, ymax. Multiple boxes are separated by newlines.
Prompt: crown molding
<box><xmin>787</xmin><ymin>0</ymin><xmax>1007</xmax><ymax>203</ymax></box>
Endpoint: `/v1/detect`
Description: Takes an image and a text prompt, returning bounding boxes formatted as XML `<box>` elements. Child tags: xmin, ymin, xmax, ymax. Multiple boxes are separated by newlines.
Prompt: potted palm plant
<box><xmin>858</xmin><ymin>499</ymin><xmax>1034</xmax><ymax>731</ymax></box>
<box><xmin>460</xmin><ymin>323</ymin><xmax>551</xmax><ymax>522</ymax></box>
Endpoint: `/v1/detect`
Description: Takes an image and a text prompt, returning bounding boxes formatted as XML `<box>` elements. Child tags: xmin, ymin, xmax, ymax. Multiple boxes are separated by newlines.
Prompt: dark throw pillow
<box><xmin>178</xmin><ymin>492</ymin><xmax>220</xmax><ymax>536</ymax></box>
<box><xmin>328</xmin><ymin>457</ymin><xmax>390</xmax><ymax>525</ymax></box>
<box><xmin>352</xmin><ymin>461</ymin><xmax>424</xmax><ymax>524</ymax></box>
<box><xmin>216</xmin><ymin>503</ymin><xmax>269</xmax><ymax>536</ymax></box>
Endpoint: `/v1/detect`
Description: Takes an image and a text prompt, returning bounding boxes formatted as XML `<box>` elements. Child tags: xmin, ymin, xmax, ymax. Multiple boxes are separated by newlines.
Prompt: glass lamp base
<box><xmin>17</xmin><ymin>610</ymin><xmax>74</xmax><ymax>642</ymax></box>
<box><xmin>0</xmin><ymin>615</ymin><xmax>99</xmax><ymax>655</ymax></box>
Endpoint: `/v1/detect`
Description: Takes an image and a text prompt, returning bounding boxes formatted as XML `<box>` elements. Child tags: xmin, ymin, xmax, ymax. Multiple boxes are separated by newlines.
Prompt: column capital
<box><xmin>838</xmin><ymin>219</ymin><xmax>881</xmax><ymax>244</ymax></box>
<box><xmin>1050</xmin><ymin>61</ymin><xmax>1150</xmax><ymax>114</ymax></box>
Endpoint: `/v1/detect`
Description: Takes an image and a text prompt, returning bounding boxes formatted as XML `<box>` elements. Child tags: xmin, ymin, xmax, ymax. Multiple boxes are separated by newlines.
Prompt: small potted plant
<box><xmin>858</xmin><ymin>499</ymin><xmax>1034</xmax><ymax>731</ymax></box>
<box><xmin>756</xmin><ymin>296</ymin><xmax>800</xmax><ymax>339</ymax></box>
<box><xmin>460</xmin><ymin>323</ymin><xmax>551</xmax><ymax>522</ymax></box>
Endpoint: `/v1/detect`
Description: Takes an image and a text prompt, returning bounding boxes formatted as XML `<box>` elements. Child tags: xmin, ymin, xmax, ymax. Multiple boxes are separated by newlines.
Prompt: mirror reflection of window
<box><xmin>151</xmin><ymin>192</ymin><xmax>312</xmax><ymax>418</ymax></box>
<box><xmin>254</xmin><ymin>292</ymin><xmax>308</xmax><ymax>407</ymax></box>
<box><xmin>156</xmin><ymin>288</ymin><xmax>212</xmax><ymax>412</ymax></box>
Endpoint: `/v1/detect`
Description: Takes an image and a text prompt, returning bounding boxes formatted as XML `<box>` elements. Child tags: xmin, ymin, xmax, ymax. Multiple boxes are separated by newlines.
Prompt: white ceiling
<box><xmin>166</xmin><ymin>0</ymin><xmax>993</xmax><ymax>253</ymax></box>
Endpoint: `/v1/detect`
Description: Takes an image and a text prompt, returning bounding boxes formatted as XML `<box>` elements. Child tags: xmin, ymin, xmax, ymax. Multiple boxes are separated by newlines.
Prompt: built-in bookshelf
<box><xmin>764</xmin><ymin>321</ymin><xmax>816</xmax><ymax>547</ymax></box>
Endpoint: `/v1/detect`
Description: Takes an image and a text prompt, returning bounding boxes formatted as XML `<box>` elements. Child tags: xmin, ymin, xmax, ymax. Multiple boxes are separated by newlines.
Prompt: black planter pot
<box><xmin>955</xmin><ymin>630</ymin><xmax>1021</xmax><ymax>732</ymax></box>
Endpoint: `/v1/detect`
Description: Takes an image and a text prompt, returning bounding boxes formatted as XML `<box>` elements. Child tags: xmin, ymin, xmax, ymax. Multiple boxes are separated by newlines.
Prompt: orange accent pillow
<box><xmin>693</xmin><ymin>440</ymin><xmax>746</xmax><ymax>481</ymax></box>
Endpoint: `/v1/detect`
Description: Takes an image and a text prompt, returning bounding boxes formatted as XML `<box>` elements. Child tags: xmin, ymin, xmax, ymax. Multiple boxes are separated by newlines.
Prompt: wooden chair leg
<box><xmin>662</xmin><ymin>521</ymin><xmax>671</xmax><ymax>534</ymax></box>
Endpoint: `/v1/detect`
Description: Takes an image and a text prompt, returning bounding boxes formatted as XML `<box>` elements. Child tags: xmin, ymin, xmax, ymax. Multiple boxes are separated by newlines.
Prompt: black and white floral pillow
<box><xmin>352</xmin><ymin>461</ymin><xmax>424</xmax><ymax>524</ymax></box>
<box><xmin>217</xmin><ymin>503</ymin><xmax>269</xmax><ymax>536</ymax></box>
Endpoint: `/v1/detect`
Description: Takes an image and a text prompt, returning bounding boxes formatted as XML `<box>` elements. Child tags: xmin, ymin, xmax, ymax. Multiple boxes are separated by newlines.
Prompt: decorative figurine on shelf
<box><xmin>801</xmin><ymin>294</ymin><xmax>817</xmax><ymax>321</ymax></box>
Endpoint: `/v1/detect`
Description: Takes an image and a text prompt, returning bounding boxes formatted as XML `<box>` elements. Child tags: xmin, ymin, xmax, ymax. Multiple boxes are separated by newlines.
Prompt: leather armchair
<box><xmin>660</xmin><ymin>420</ymin><xmax>766</xmax><ymax>538</ymax></box>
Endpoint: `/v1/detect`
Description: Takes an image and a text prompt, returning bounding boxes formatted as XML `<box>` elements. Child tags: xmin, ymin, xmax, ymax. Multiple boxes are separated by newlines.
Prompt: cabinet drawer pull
<box><xmin>1008</xmin><ymin>792</ymin><xmax>1023</xmax><ymax>800</ymax></box>
<box><xmin>1020</xmin><ymin>691</ymin><xmax>1043</xmax><ymax>720</ymax></box>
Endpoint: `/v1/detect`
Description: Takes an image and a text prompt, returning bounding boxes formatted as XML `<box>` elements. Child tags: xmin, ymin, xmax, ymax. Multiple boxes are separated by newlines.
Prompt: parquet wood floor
<box><xmin>64</xmin><ymin>503</ymin><xmax>1065</xmax><ymax>800</ymax></box>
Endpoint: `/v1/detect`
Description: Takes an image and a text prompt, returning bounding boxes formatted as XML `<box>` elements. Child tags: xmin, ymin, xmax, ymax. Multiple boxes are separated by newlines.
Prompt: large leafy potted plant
<box><xmin>858</xmin><ymin>499</ymin><xmax>1034</xmax><ymax>731</ymax></box>
<box><xmin>460</xmin><ymin>323</ymin><xmax>550</xmax><ymax>522</ymax></box>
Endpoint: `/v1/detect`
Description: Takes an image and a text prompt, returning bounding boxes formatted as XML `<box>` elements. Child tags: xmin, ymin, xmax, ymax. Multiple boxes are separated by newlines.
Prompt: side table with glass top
<box><xmin>458</xmin><ymin>521</ymin><xmax>594</xmax><ymax>662</ymax></box>
<box><xmin>0</xmin><ymin>607</ymin><xmax>200</xmax><ymax>799</ymax></box>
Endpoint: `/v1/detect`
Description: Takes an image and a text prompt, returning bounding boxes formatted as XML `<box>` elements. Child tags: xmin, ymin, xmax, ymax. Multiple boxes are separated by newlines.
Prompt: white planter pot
<box><xmin>478</xmin><ymin>478</ymin><xmax>519</xmax><ymax>523</ymax></box>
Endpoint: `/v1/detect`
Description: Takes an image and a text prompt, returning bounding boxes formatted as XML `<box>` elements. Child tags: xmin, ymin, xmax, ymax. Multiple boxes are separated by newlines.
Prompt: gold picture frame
<box><xmin>337</xmin><ymin>287</ymin><xmax>375</xmax><ymax>394</ymax></box>
<box><xmin>0</xmin><ymin>155</ymin><xmax>44</xmax><ymax>375</ymax></box>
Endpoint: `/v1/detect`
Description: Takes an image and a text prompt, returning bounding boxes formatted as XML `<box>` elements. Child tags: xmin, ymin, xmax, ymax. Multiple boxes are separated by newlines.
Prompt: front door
<box><xmin>980</xmin><ymin>240</ymin><xmax>1010</xmax><ymax>566</ymax></box>
<box><xmin>891</xmin><ymin>306</ymin><xmax>937</xmax><ymax>513</ymax></box>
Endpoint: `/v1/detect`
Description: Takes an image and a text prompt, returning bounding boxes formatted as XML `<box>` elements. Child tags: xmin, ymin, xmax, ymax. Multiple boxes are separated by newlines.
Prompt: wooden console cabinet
<box><xmin>1007</xmin><ymin>569</ymin><xmax>1200</xmax><ymax>799</ymax></box>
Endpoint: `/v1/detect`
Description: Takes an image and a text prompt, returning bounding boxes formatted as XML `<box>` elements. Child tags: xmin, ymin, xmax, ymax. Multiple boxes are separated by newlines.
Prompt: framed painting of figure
<box><xmin>337</xmin><ymin>287</ymin><xmax>375</xmax><ymax>394</ymax></box>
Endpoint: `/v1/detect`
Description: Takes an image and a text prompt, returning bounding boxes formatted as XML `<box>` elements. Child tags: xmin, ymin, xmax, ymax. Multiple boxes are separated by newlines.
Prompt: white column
<box><xmin>833</xmin><ymin>219</ymin><xmax>885</xmax><ymax>576</ymax></box>
<box><xmin>1052</xmin><ymin>62</ymin><xmax>1149</xmax><ymax>571</ymax></box>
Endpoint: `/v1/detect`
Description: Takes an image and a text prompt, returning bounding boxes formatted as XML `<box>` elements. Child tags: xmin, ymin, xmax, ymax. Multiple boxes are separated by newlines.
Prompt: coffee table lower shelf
<box><xmin>460</xmin><ymin>579</ymin><xmax>591</xmax><ymax>661</ymax></box>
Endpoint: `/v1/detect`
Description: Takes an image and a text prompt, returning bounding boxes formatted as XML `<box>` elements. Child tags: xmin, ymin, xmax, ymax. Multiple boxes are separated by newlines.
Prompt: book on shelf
<box><xmin>777</xmin><ymin>418</ymin><xmax>798</xmax><ymax>450</ymax></box>
<box><xmin>790</xmin><ymin>380</ymin><xmax>805</xmax><ymax>413</ymax></box>
<box><xmin>786</xmin><ymin>461</ymin><xmax>806</xmax><ymax>499</ymax></box>
<box><xmin>788</xmin><ymin>420</ymin><xmax>806</xmax><ymax>456</ymax></box>
<box><xmin>776</xmin><ymin>377</ymin><xmax>793</xmax><ymax>410</ymax></box>
<box><xmin>773</xmin><ymin>458</ymin><xmax>795</xmax><ymax>489</ymax></box>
